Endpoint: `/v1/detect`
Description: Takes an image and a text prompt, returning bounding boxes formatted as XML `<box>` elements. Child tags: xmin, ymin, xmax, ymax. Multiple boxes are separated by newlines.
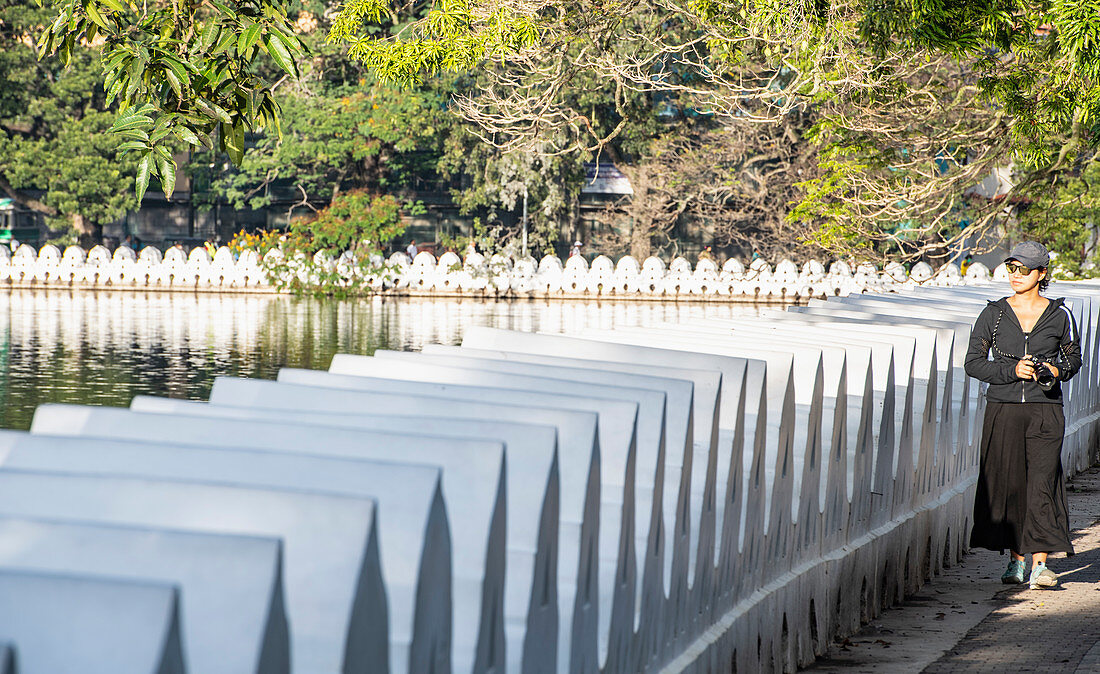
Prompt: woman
<box><xmin>964</xmin><ymin>241</ymin><xmax>1082</xmax><ymax>589</ymax></box>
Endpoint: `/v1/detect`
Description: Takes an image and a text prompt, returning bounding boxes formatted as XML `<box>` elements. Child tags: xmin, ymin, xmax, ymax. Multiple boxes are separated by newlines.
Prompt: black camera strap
<box><xmin>991</xmin><ymin>306</ymin><xmax>1065</xmax><ymax>368</ymax></box>
<box><xmin>990</xmin><ymin>308</ymin><xmax>1024</xmax><ymax>360</ymax></box>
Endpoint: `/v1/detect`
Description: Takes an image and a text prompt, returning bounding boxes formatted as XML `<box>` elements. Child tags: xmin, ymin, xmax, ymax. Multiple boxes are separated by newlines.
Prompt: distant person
<box><xmin>121</xmin><ymin>235</ymin><xmax>134</xmax><ymax>250</ymax></box>
<box><xmin>965</xmin><ymin>241</ymin><xmax>1081</xmax><ymax>590</ymax></box>
<box><xmin>961</xmin><ymin>253</ymin><xmax>973</xmax><ymax>275</ymax></box>
<box><xmin>698</xmin><ymin>246</ymin><xmax>713</xmax><ymax>262</ymax></box>
<box><xmin>569</xmin><ymin>240</ymin><xmax>583</xmax><ymax>258</ymax></box>
<box><xmin>406</xmin><ymin>240</ymin><xmax>418</xmax><ymax>260</ymax></box>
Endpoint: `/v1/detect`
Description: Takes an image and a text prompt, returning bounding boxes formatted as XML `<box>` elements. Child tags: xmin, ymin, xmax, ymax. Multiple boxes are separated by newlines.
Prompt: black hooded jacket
<box><xmin>964</xmin><ymin>297</ymin><xmax>1082</xmax><ymax>404</ymax></box>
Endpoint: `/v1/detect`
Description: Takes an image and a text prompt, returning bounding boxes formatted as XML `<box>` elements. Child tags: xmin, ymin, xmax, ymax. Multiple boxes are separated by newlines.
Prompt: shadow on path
<box><xmin>922</xmin><ymin>520</ymin><xmax>1100</xmax><ymax>672</ymax></box>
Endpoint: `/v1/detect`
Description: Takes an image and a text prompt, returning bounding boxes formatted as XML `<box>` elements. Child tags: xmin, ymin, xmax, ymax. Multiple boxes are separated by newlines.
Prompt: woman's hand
<box><xmin>1015</xmin><ymin>358</ymin><xmax>1036</xmax><ymax>380</ymax></box>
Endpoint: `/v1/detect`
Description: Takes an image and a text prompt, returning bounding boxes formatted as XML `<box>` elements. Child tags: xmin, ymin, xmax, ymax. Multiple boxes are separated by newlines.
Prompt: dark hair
<box><xmin>1038</xmin><ymin>267</ymin><xmax>1050</xmax><ymax>292</ymax></box>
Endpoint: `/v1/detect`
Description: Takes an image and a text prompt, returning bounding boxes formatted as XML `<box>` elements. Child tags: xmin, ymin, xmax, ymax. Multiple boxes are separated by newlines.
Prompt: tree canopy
<box><xmin>36</xmin><ymin>0</ymin><xmax>307</xmax><ymax>201</ymax></box>
<box><xmin>1</xmin><ymin>0</ymin><xmax>140</xmax><ymax>242</ymax></box>
<box><xmin>30</xmin><ymin>0</ymin><xmax>1100</xmax><ymax>262</ymax></box>
<box><xmin>323</xmin><ymin>0</ymin><xmax>1100</xmax><ymax>262</ymax></box>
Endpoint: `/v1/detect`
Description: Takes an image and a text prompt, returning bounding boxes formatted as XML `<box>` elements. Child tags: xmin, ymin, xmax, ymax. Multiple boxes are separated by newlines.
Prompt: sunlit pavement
<box><xmin>926</xmin><ymin>466</ymin><xmax>1100</xmax><ymax>673</ymax></box>
<box><xmin>805</xmin><ymin>466</ymin><xmax>1100</xmax><ymax>673</ymax></box>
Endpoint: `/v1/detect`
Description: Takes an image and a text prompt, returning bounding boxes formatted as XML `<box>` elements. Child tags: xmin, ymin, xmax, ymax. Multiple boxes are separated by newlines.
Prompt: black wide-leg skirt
<box><xmin>970</xmin><ymin>401</ymin><xmax>1074</xmax><ymax>555</ymax></box>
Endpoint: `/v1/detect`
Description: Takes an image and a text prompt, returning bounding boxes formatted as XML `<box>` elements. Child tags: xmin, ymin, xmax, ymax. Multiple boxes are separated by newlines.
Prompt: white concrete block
<box><xmin>0</xmin><ymin>470</ymin><xmax>381</xmax><ymax>674</ymax></box>
<box><xmin>28</xmin><ymin>406</ymin><xmax>502</xmax><ymax>674</ymax></box>
<box><xmin>127</xmin><ymin>395</ymin><xmax>558</xmax><ymax>674</ymax></box>
<box><xmin>205</xmin><ymin>376</ymin><xmax>598</xmax><ymax>674</ymax></box>
<box><xmin>0</xmin><ymin>568</ymin><xmax>185</xmax><ymax>674</ymax></box>
<box><xmin>0</xmin><ymin>515</ymin><xmax>286</xmax><ymax>674</ymax></box>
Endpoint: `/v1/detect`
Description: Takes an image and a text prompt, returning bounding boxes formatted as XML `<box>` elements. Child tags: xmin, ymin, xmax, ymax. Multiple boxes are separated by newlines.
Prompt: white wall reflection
<box><xmin>0</xmin><ymin>290</ymin><xmax>777</xmax><ymax>429</ymax></box>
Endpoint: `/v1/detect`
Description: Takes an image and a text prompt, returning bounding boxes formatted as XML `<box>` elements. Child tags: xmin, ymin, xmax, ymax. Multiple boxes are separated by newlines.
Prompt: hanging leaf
<box><xmin>238</xmin><ymin>23</ymin><xmax>263</xmax><ymax>56</ymax></box>
<box><xmin>197</xmin><ymin>20</ymin><xmax>221</xmax><ymax>54</ymax></box>
<box><xmin>116</xmin><ymin>140</ymin><xmax>148</xmax><ymax>152</ymax></box>
<box><xmin>105</xmin><ymin>77</ymin><xmax>126</xmax><ymax>104</ymax></box>
<box><xmin>161</xmin><ymin>54</ymin><xmax>190</xmax><ymax>84</ymax></box>
<box><xmin>110</xmin><ymin>114</ymin><xmax>154</xmax><ymax>133</ymax></box>
<box><xmin>115</xmin><ymin>128</ymin><xmax>150</xmax><ymax>142</ymax></box>
<box><xmin>194</xmin><ymin>98</ymin><xmax>233</xmax><ymax>124</ymax></box>
<box><xmin>223</xmin><ymin>121</ymin><xmax>246</xmax><ymax>164</ymax></box>
<box><xmin>212</xmin><ymin>29</ymin><xmax>237</xmax><ymax>54</ymax></box>
<box><xmin>163</xmin><ymin>67</ymin><xmax>183</xmax><ymax>99</ymax></box>
<box><xmin>150</xmin><ymin>125</ymin><xmax>172</xmax><ymax>143</ymax></box>
<box><xmin>263</xmin><ymin>31</ymin><xmax>299</xmax><ymax>78</ymax></box>
<box><xmin>84</xmin><ymin>1</ymin><xmax>109</xmax><ymax>30</ymax></box>
<box><xmin>174</xmin><ymin>126</ymin><xmax>200</xmax><ymax>146</ymax></box>
<box><xmin>103</xmin><ymin>48</ymin><xmax>130</xmax><ymax>73</ymax></box>
<box><xmin>135</xmin><ymin>153</ymin><xmax>154</xmax><ymax>204</ymax></box>
<box><xmin>157</xmin><ymin>154</ymin><xmax>177</xmax><ymax>199</ymax></box>
<box><xmin>99</xmin><ymin>0</ymin><xmax>129</xmax><ymax>15</ymax></box>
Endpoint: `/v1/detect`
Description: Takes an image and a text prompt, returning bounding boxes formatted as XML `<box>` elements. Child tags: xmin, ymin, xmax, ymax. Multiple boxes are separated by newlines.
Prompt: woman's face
<box><xmin>1006</xmin><ymin>259</ymin><xmax>1045</xmax><ymax>293</ymax></box>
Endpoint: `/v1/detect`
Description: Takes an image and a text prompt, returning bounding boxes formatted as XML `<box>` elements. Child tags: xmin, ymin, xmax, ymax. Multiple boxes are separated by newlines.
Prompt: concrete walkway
<box><xmin>804</xmin><ymin>466</ymin><xmax>1100</xmax><ymax>673</ymax></box>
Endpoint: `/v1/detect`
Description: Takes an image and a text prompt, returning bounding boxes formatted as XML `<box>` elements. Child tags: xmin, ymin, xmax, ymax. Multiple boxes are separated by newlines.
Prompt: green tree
<box><xmin>438</xmin><ymin>127</ymin><xmax>582</xmax><ymax>256</ymax></box>
<box><xmin>0</xmin><ymin>0</ymin><xmax>138</xmax><ymax>242</ymax></box>
<box><xmin>36</xmin><ymin>0</ymin><xmax>308</xmax><ymax>200</ymax></box>
<box><xmin>47</xmin><ymin>0</ymin><xmax>1100</xmax><ymax>259</ymax></box>
<box><xmin>257</xmin><ymin>188</ymin><xmax>408</xmax><ymax>295</ymax></box>
<box><xmin>202</xmin><ymin>25</ymin><xmax>454</xmax><ymax>216</ymax></box>
<box><xmin>206</xmin><ymin>6</ymin><xmax>586</xmax><ymax>255</ymax></box>
<box><xmin>1016</xmin><ymin>156</ymin><xmax>1100</xmax><ymax>277</ymax></box>
<box><xmin>320</xmin><ymin>0</ymin><xmax>1100</xmax><ymax>260</ymax></box>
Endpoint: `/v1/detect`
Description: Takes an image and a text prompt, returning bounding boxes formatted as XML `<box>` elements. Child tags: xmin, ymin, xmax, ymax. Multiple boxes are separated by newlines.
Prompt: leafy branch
<box><xmin>37</xmin><ymin>0</ymin><xmax>307</xmax><ymax>199</ymax></box>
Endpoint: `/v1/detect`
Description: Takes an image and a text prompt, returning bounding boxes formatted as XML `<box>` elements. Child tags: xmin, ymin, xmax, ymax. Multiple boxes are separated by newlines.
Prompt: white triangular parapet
<box><xmin>457</xmin><ymin>327</ymin><xmax>749</xmax><ymax>671</ymax></box>
<box><xmin>323</xmin><ymin>355</ymin><xmax>651</xmax><ymax>673</ymax></box>
<box><xmin>0</xmin><ymin>568</ymin><xmax>185</xmax><ymax>674</ymax></box>
<box><xmin>28</xmin><ymin>404</ymin><xmax>499</xmax><ymax>674</ymax></box>
<box><xmin>0</xmin><ymin>511</ymin><xmax>287</xmax><ymax>674</ymax></box>
<box><xmin>0</xmin><ymin>468</ymin><xmax>382</xmax><ymax>674</ymax></box>
<box><xmin>373</xmin><ymin>347</ymin><xmax>691</xmax><ymax>671</ymax></box>
<box><xmin>4</xmin><ymin>282</ymin><xmax>1099</xmax><ymax>674</ymax></box>
<box><xmin>271</xmin><ymin>365</ymin><xmax>629</xmax><ymax>674</ymax></box>
<box><xmin>12</xmin><ymin>423</ymin><xmax>447</xmax><ymax>674</ymax></box>
<box><xmin>193</xmin><ymin>376</ymin><xmax>586</xmax><ymax>674</ymax></box>
<box><xmin>244</xmin><ymin>368</ymin><xmax>615</xmax><ymax>674</ymax></box>
<box><xmin>129</xmin><ymin>393</ymin><xmax>559</xmax><ymax>674</ymax></box>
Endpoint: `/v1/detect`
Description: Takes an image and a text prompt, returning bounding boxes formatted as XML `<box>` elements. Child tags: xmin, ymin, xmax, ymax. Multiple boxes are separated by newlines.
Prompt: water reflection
<box><xmin>0</xmin><ymin>290</ymin><xmax>777</xmax><ymax>430</ymax></box>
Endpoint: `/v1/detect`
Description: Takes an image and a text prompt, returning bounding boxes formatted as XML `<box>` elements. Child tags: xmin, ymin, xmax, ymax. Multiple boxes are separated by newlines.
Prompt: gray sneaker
<box><xmin>1001</xmin><ymin>559</ymin><xmax>1026</xmax><ymax>584</ymax></box>
<box><xmin>1029</xmin><ymin>565</ymin><xmax>1058</xmax><ymax>589</ymax></box>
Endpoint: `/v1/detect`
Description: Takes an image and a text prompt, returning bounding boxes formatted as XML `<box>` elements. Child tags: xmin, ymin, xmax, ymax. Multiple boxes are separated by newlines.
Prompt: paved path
<box><xmin>804</xmin><ymin>466</ymin><xmax>1100</xmax><ymax>673</ymax></box>
<box><xmin>925</xmin><ymin>496</ymin><xmax>1100</xmax><ymax>673</ymax></box>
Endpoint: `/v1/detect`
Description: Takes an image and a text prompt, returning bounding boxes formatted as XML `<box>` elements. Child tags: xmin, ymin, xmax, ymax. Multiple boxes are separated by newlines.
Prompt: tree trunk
<box><xmin>629</xmin><ymin>216</ymin><xmax>652</xmax><ymax>259</ymax></box>
<box><xmin>71</xmin><ymin>213</ymin><xmax>101</xmax><ymax>248</ymax></box>
<box><xmin>627</xmin><ymin>169</ymin><xmax>652</xmax><ymax>259</ymax></box>
<box><xmin>0</xmin><ymin>173</ymin><xmax>57</xmax><ymax>217</ymax></box>
<box><xmin>70</xmin><ymin>212</ymin><xmax>93</xmax><ymax>235</ymax></box>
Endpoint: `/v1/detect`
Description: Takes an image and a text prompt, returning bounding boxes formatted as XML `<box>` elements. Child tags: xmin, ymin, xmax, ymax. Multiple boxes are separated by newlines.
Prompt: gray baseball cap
<box><xmin>1005</xmin><ymin>241</ymin><xmax>1049</xmax><ymax>269</ymax></box>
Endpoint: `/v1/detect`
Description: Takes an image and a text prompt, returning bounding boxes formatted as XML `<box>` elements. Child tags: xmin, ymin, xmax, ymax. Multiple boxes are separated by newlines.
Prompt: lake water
<box><xmin>0</xmin><ymin>290</ymin><xmax>778</xmax><ymax>430</ymax></box>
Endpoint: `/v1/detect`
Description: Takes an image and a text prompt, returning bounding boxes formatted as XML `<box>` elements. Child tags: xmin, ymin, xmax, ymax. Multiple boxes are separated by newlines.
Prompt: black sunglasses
<box><xmin>1005</xmin><ymin>262</ymin><xmax>1036</xmax><ymax>275</ymax></box>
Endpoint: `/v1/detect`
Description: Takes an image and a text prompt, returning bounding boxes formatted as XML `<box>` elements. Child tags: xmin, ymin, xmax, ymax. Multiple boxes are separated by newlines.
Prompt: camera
<box><xmin>1030</xmin><ymin>355</ymin><xmax>1059</xmax><ymax>391</ymax></box>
